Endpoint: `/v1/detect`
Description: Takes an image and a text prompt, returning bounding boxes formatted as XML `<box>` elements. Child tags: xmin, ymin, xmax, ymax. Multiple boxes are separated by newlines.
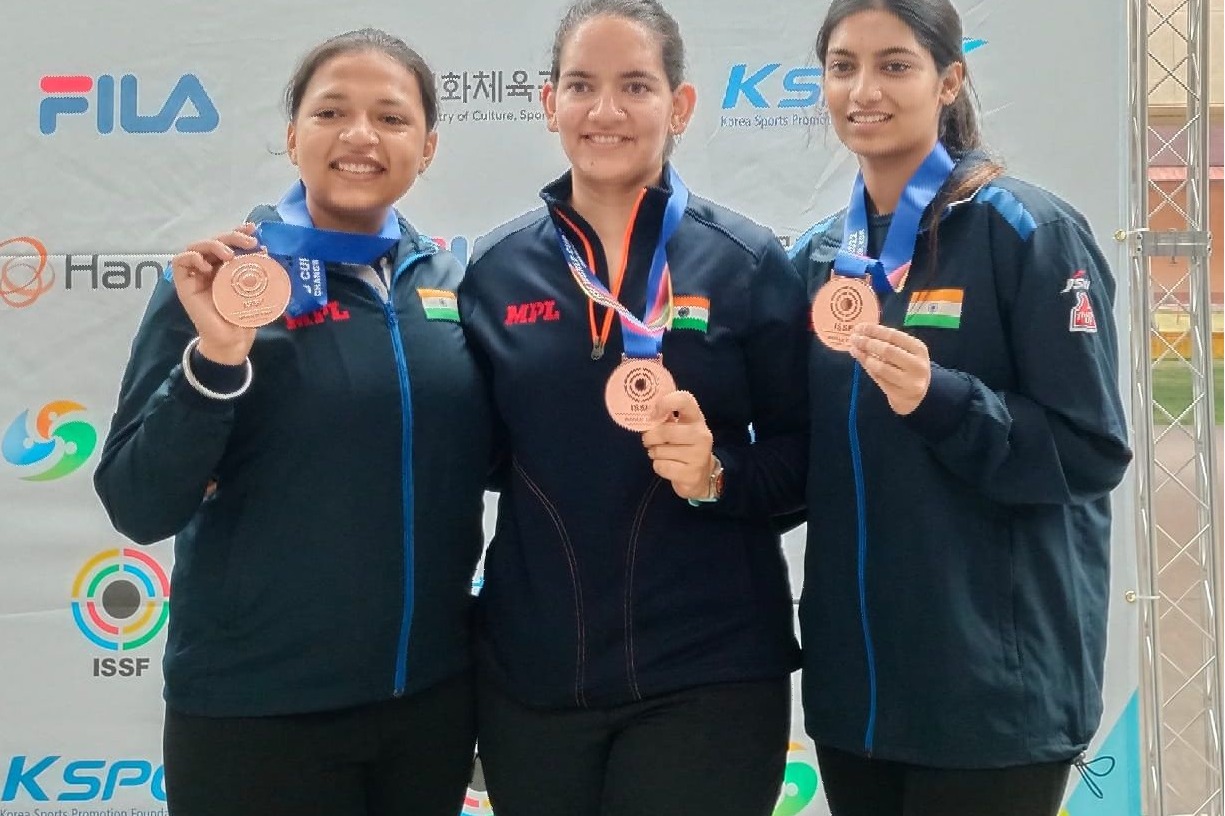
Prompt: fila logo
<box><xmin>285</xmin><ymin>300</ymin><xmax>350</xmax><ymax>331</ymax></box>
<box><xmin>505</xmin><ymin>300</ymin><xmax>561</xmax><ymax>326</ymax></box>
<box><xmin>40</xmin><ymin>73</ymin><xmax>219</xmax><ymax>135</ymax></box>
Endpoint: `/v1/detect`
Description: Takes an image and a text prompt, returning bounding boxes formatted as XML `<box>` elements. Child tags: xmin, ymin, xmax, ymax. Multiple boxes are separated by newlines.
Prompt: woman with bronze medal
<box><xmin>458</xmin><ymin>1</ymin><xmax>809</xmax><ymax>813</ymax></box>
<box><xmin>94</xmin><ymin>29</ymin><xmax>492</xmax><ymax>816</ymax></box>
<box><xmin>789</xmin><ymin>1</ymin><xmax>1133</xmax><ymax>814</ymax></box>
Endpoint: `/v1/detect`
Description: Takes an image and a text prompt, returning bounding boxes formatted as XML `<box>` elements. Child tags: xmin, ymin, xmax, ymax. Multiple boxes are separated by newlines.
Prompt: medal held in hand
<box><xmin>811</xmin><ymin>275</ymin><xmax>880</xmax><ymax>351</ymax></box>
<box><xmin>604</xmin><ymin>356</ymin><xmax>677</xmax><ymax>432</ymax></box>
<box><xmin>212</xmin><ymin>251</ymin><xmax>292</xmax><ymax>328</ymax></box>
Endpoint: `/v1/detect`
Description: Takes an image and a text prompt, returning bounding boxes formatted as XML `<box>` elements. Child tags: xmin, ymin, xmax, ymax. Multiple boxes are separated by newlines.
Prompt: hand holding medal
<box><xmin>169</xmin><ymin>222</ymin><xmax>275</xmax><ymax>365</ymax></box>
<box><xmin>641</xmin><ymin>390</ymin><xmax>717</xmax><ymax>500</ymax></box>
<box><xmin>848</xmin><ymin>324</ymin><xmax>932</xmax><ymax>415</ymax></box>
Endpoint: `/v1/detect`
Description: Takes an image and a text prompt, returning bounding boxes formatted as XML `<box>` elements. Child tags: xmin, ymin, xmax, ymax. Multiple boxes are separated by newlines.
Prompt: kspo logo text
<box><xmin>40</xmin><ymin>74</ymin><xmax>219</xmax><ymax>135</ymax></box>
<box><xmin>722</xmin><ymin>38</ymin><xmax>987</xmax><ymax>110</ymax></box>
<box><xmin>2</xmin><ymin>757</ymin><xmax>165</xmax><ymax>802</ymax></box>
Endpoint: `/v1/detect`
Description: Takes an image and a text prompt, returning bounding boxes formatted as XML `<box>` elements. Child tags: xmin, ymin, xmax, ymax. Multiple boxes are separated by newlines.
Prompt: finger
<box><xmin>183</xmin><ymin>239</ymin><xmax>239</xmax><ymax>267</ymax></box>
<box><xmin>853</xmin><ymin>322</ymin><xmax>927</xmax><ymax>356</ymax></box>
<box><xmin>849</xmin><ymin>345</ymin><xmax>910</xmax><ymax>390</ymax></box>
<box><xmin>645</xmin><ymin>443</ymin><xmax>703</xmax><ymax>466</ymax></box>
<box><xmin>218</xmin><ymin>229</ymin><xmax>260</xmax><ymax>250</ymax></box>
<box><xmin>850</xmin><ymin>334</ymin><xmax>911</xmax><ymax>371</ymax></box>
<box><xmin>651</xmin><ymin>458</ymin><xmax>701</xmax><ymax>488</ymax></box>
<box><xmin>653</xmin><ymin>389</ymin><xmax>704</xmax><ymax>424</ymax></box>
<box><xmin>171</xmin><ymin>251</ymin><xmax>214</xmax><ymax>278</ymax></box>
<box><xmin>644</xmin><ymin>421</ymin><xmax>710</xmax><ymax>447</ymax></box>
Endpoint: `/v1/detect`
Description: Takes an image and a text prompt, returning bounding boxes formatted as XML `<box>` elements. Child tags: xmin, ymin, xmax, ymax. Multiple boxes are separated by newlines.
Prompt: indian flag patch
<box><xmin>904</xmin><ymin>288</ymin><xmax>963</xmax><ymax>329</ymax></box>
<box><xmin>417</xmin><ymin>288</ymin><xmax>460</xmax><ymax>322</ymax></box>
<box><xmin>672</xmin><ymin>295</ymin><xmax>710</xmax><ymax>333</ymax></box>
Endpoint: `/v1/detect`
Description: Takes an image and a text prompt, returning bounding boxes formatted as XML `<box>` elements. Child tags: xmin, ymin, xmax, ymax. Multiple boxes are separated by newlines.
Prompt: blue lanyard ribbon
<box><xmin>833</xmin><ymin>143</ymin><xmax>955</xmax><ymax>296</ymax></box>
<box><xmin>550</xmin><ymin>166</ymin><xmax>689</xmax><ymax>359</ymax></box>
<box><xmin>256</xmin><ymin>181</ymin><xmax>401</xmax><ymax>316</ymax></box>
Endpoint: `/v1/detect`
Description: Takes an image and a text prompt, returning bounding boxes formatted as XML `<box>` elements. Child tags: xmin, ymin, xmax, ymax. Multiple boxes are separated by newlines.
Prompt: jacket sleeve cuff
<box><xmin>189</xmin><ymin>347</ymin><xmax>249</xmax><ymax>393</ymax></box>
<box><xmin>903</xmin><ymin>363</ymin><xmax>973</xmax><ymax>441</ymax></box>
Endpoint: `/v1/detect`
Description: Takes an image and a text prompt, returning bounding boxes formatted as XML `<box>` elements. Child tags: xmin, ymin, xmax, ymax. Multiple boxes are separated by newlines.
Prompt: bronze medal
<box><xmin>212</xmin><ymin>251</ymin><xmax>292</xmax><ymax>328</ymax></box>
<box><xmin>811</xmin><ymin>276</ymin><xmax>880</xmax><ymax>352</ymax></box>
<box><xmin>604</xmin><ymin>356</ymin><xmax>676</xmax><ymax>432</ymax></box>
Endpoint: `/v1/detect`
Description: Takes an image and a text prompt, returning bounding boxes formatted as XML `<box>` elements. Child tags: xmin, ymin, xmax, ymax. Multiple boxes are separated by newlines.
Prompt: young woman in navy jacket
<box><xmin>95</xmin><ymin>29</ymin><xmax>491</xmax><ymax>816</ymax></box>
<box><xmin>789</xmin><ymin>1</ymin><xmax>1132</xmax><ymax>814</ymax></box>
<box><xmin>459</xmin><ymin>1</ymin><xmax>810</xmax><ymax>813</ymax></box>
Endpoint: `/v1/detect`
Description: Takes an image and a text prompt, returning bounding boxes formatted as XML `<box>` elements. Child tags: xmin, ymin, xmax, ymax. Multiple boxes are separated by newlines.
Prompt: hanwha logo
<box><xmin>0</xmin><ymin>236</ymin><xmax>53</xmax><ymax>308</ymax></box>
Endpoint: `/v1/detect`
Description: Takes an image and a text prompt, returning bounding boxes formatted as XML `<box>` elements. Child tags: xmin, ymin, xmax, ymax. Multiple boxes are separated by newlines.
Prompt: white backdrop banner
<box><xmin>0</xmin><ymin>1</ymin><xmax>1136</xmax><ymax>814</ymax></box>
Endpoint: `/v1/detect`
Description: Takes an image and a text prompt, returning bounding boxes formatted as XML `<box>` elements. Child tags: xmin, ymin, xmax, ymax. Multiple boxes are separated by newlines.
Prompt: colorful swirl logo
<box><xmin>773</xmin><ymin>742</ymin><xmax>820</xmax><ymax>816</ymax></box>
<box><xmin>2</xmin><ymin>401</ymin><xmax>98</xmax><ymax>481</ymax></box>
<box><xmin>0</xmin><ymin>236</ymin><xmax>54</xmax><ymax>308</ymax></box>
<box><xmin>71</xmin><ymin>548</ymin><xmax>171</xmax><ymax>651</ymax></box>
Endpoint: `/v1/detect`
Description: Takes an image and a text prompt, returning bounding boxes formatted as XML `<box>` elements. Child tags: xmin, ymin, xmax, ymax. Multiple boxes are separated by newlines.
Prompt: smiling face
<box><xmin>286</xmin><ymin>49</ymin><xmax>437</xmax><ymax>234</ymax></box>
<box><xmin>821</xmin><ymin>8</ymin><xmax>961</xmax><ymax>171</ymax></box>
<box><xmin>542</xmin><ymin>14</ymin><xmax>694</xmax><ymax>194</ymax></box>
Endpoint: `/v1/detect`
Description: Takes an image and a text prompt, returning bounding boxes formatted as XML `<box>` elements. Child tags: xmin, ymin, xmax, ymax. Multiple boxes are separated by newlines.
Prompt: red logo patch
<box><xmin>1062</xmin><ymin>270</ymin><xmax>1097</xmax><ymax>333</ymax></box>
<box><xmin>285</xmin><ymin>300</ymin><xmax>351</xmax><ymax>331</ymax></box>
<box><xmin>505</xmin><ymin>299</ymin><xmax>561</xmax><ymax>326</ymax></box>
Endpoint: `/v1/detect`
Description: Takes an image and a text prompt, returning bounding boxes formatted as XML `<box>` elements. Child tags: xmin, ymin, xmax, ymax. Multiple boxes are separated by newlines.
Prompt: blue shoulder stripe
<box><xmin>975</xmin><ymin>185</ymin><xmax>1037</xmax><ymax>240</ymax></box>
<box><xmin>789</xmin><ymin>214</ymin><xmax>838</xmax><ymax>260</ymax></box>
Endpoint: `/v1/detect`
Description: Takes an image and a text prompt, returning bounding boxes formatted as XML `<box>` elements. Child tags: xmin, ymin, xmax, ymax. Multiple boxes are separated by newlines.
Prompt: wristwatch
<box><xmin>705</xmin><ymin>455</ymin><xmax>725</xmax><ymax>502</ymax></box>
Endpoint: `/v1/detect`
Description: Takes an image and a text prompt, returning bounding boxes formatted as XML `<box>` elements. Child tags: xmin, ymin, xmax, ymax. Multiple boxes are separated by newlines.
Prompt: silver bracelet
<box><xmin>180</xmin><ymin>337</ymin><xmax>253</xmax><ymax>400</ymax></box>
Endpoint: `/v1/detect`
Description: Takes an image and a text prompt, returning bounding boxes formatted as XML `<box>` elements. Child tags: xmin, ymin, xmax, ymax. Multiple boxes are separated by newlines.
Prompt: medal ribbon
<box><xmin>255</xmin><ymin>181</ymin><xmax>402</xmax><ymax>316</ymax></box>
<box><xmin>833</xmin><ymin>142</ymin><xmax>954</xmax><ymax>295</ymax></box>
<box><xmin>550</xmin><ymin>166</ymin><xmax>689</xmax><ymax>359</ymax></box>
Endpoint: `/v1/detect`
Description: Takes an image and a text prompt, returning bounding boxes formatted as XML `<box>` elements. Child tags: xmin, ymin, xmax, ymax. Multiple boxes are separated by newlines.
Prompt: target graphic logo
<box><xmin>71</xmin><ymin>548</ymin><xmax>171</xmax><ymax>651</ymax></box>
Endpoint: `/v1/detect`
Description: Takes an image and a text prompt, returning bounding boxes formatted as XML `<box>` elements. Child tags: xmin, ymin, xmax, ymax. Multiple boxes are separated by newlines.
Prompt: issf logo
<box><xmin>721</xmin><ymin>38</ymin><xmax>988</xmax><ymax>110</ymax></box>
<box><xmin>40</xmin><ymin>73</ymin><xmax>219</xmax><ymax>135</ymax></box>
<box><xmin>2</xmin><ymin>401</ymin><xmax>97</xmax><ymax>481</ymax></box>
<box><xmin>71</xmin><ymin>548</ymin><xmax>171</xmax><ymax>654</ymax></box>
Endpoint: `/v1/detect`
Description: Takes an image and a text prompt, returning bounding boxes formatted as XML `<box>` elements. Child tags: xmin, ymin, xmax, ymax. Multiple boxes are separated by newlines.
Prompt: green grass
<box><xmin>1151</xmin><ymin>359</ymin><xmax>1224</xmax><ymax>425</ymax></box>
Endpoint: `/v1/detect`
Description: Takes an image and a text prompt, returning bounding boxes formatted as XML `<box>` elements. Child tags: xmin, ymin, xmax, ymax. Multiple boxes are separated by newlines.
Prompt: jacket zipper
<box><xmin>849</xmin><ymin>363</ymin><xmax>878</xmax><ymax>754</ymax></box>
<box><xmin>358</xmin><ymin>251</ymin><xmax>430</xmax><ymax>697</ymax></box>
